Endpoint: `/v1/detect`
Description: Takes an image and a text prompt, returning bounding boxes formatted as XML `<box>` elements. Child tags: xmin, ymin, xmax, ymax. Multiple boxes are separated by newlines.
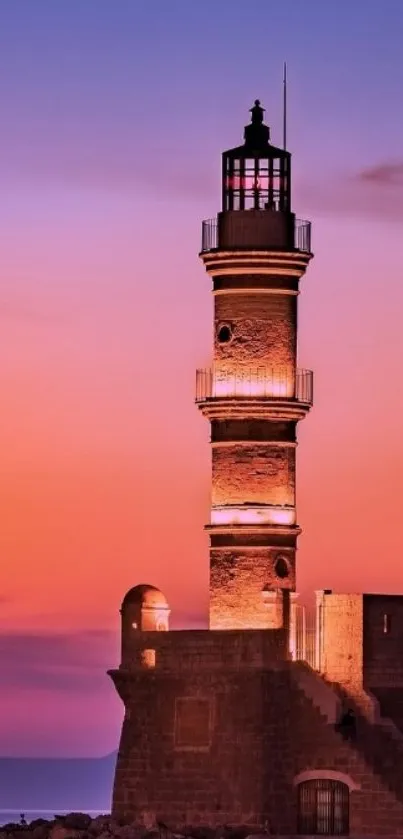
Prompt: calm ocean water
<box><xmin>0</xmin><ymin>811</ymin><xmax>105</xmax><ymax>826</ymax></box>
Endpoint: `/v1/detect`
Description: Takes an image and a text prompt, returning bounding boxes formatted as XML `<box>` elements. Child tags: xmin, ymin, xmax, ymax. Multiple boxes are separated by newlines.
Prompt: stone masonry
<box><xmin>110</xmin><ymin>609</ymin><xmax>403</xmax><ymax>834</ymax></box>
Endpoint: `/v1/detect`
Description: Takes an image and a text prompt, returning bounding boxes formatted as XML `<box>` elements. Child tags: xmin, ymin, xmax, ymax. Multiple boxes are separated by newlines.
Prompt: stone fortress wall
<box><xmin>110</xmin><ymin>585</ymin><xmax>403</xmax><ymax>836</ymax></box>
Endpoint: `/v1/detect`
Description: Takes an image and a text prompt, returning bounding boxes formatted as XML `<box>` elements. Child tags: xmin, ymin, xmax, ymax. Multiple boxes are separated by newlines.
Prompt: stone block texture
<box><xmin>209</xmin><ymin>418</ymin><xmax>297</xmax><ymax>629</ymax></box>
<box><xmin>214</xmin><ymin>292</ymin><xmax>296</xmax><ymax>379</ymax></box>
<box><xmin>318</xmin><ymin>593</ymin><xmax>364</xmax><ymax>694</ymax></box>
<box><xmin>318</xmin><ymin>592</ymin><xmax>403</xmax><ymax>723</ymax></box>
<box><xmin>210</xmin><ymin>548</ymin><xmax>295</xmax><ymax>630</ymax></box>
<box><xmin>362</xmin><ymin>595</ymin><xmax>403</xmax><ymax>737</ymax></box>
<box><xmin>363</xmin><ymin>594</ymin><xmax>403</xmax><ymax>688</ymax></box>
<box><xmin>110</xmin><ymin>628</ymin><xmax>403</xmax><ymax>835</ymax></box>
<box><xmin>211</xmin><ymin>444</ymin><xmax>295</xmax><ymax>507</ymax></box>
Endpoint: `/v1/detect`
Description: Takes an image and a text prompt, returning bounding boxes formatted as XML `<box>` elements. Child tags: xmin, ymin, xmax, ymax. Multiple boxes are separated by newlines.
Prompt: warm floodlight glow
<box><xmin>195</xmin><ymin>366</ymin><xmax>314</xmax><ymax>403</ymax></box>
<box><xmin>141</xmin><ymin>605</ymin><xmax>171</xmax><ymax>631</ymax></box>
<box><xmin>140</xmin><ymin>649</ymin><xmax>156</xmax><ymax>668</ymax></box>
<box><xmin>145</xmin><ymin>609</ymin><xmax>170</xmax><ymax>631</ymax></box>
<box><xmin>212</xmin><ymin>372</ymin><xmax>292</xmax><ymax>399</ymax></box>
<box><xmin>211</xmin><ymin>504</ymin><xmax>296</xmax><ymax>526</ymax></box>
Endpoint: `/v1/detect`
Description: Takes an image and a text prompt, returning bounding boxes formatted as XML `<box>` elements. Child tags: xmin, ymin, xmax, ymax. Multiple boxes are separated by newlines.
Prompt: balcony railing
<box><xmin>202</xmin><ymin>219</ymin><xmax>219</xmax><ymax>252</ymax></box>
<box><xmin>195</xmin><ymin>367</ymin><xmax>313</xmax><ymax>405</ymax></box>
<box><xmin>201</xmin><ymin>217</ymin><xmax>311</xmax><ymax>254</ymax></box>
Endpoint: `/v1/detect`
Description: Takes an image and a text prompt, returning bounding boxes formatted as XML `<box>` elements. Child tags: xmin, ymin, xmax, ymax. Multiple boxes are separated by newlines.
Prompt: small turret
<box><xmin>121</xmin><ymin>584</ymin><xmax>170</xmax><ymax>633</ymax></box>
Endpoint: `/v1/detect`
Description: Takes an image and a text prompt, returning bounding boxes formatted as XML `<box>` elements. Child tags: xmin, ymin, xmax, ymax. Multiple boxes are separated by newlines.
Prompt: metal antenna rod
<box><xmin>283</xmin><ymin>61</ymin><xmax>287</xmax><ymax>150</ymax></box>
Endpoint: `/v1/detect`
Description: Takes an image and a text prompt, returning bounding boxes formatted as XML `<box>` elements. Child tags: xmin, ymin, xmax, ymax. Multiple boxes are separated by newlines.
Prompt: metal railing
<box><xmin>201</xmin><ymin>219</ymin><xmax>218</xmax><ymax>252</ymax></box>
<box><xmin>295</xmin><ymin>218</ymin><xmax>311</xmax><ymax>253</ymax></box>
<box><xmin>195</xmin><ymin>367</ymin><xmax>313</xmax><ymax>405</ymax></box>
<box><xmin>201</xmin><ymin>217</ymin><xmax>311</xmax><ymax>254</ymax></box>
<box><xmin>295</xmin><ymin>615</ymin><xmax>317</xmax><ymax>668</ymax></box>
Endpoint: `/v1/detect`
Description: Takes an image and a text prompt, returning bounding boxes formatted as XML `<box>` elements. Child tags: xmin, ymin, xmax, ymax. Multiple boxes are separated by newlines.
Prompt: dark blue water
<box><xmin>0</xmin><ymin>811</ymin><xmax>105</xmax><ymax>826</ymax></box>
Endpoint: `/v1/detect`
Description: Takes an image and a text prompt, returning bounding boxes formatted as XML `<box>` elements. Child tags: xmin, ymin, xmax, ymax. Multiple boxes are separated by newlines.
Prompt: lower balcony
<box><xmin>195</xmin><ymin>367</ymin><xmax>313</xmax><ymax>406</ymax></box>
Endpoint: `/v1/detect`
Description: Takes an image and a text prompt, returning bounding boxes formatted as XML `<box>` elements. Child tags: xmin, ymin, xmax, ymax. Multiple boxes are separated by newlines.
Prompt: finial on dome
<box><xmin>250</xmin><ymin>99</ymin><xmax>265</xmax><ymax>125</ymax></box>
<box><xmin>244</xmin><ymin>99</ymin><xmax>270</xmax><ymax>147</ymax></box>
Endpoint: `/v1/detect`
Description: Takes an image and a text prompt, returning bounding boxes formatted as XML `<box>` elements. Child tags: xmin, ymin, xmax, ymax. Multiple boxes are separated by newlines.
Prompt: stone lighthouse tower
<box><xmin>196</xmin><ymin>100</ymin><xmax>313</xmax><ymax>631</ymax></box>
<box><xmin>110</xmin><ymin>101</ymin><xmax>403</xmax><ymax>834</ymax></box>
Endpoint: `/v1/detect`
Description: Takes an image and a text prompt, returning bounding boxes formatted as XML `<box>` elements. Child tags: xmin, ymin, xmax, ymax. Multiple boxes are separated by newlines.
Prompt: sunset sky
<box><xmin>1</xmin><ymin>0</ymin><xmax>403</xmax><ymax>757</ymax></box>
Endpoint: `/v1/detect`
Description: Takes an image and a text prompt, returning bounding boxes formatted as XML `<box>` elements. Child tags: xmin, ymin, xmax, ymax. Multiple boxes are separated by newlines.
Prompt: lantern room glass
<box><xmin>223</xmin><ymin>152</ymin><xmax>290</xmax><ymax>212</ymax></box>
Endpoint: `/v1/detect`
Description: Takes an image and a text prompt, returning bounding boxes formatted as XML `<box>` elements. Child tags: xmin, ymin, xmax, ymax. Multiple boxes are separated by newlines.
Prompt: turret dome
<box><xmin>121</xmin><ymin>584</ymin><xmax>168</xmax><ymax>610</ymax></box>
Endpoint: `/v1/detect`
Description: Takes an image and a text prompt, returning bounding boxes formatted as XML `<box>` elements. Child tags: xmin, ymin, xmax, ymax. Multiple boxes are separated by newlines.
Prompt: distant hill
<box><xmin>0</xmin><ymin>753</ymin><xmax>116</xmax><ymax>810</ymax></box>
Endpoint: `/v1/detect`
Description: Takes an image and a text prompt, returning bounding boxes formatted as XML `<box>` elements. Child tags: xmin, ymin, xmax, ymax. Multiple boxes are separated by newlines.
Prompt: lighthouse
<box><xmin>109</xmin><ymin>99</ymin><xmax>403</xmax><ymax>835</ymax></box>
<box><xmin>196</xmin><ymin>99</ymin><xmax>313</xmax><ymax>631</ymax></box>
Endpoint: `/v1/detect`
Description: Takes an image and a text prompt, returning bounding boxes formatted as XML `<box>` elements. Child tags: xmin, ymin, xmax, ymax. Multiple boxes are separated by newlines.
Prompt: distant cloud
<box><xmin>0</xmin><ymin>629</ymin><xmax>117</xmax><ymax>693</ymax></box>
<box><xmin>298</xmin><ymin>159</ymin><xmax>403</xmax><ymax>223</ymax></box>
<box><xmin>357</xmin><ymin>161</ymin><xmax>403</xmax><ymax>186</ymax></box>
<box><xmin>0</xmin><ymin>613</ymin><xmax>207</xmax><ymax>692</ymax></box>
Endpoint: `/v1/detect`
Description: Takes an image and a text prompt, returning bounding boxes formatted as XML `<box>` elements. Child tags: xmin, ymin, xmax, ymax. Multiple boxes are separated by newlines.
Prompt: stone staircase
<box><xmin>370</xmin><ymin>686</ymin><xmax>403</xmax><ymax>740</ymax></box>
<box><xmin>289</xmin><ymin>660</ymin><xmax>403</xmax><ymax>809</ymax></box>
<box><xmin>290</xmin><ymin>660</ymin><xmax>341</xmax><ymax>724</ymax></box>
<box><xmin>330</xmin><ymin>680</ymin><xmax>403</xmax><ymax>802</ymax></box>
<box><xmin>283</xmin><ymin>662</ymin><xmax>403</xmax><ymax>835</ymax></box>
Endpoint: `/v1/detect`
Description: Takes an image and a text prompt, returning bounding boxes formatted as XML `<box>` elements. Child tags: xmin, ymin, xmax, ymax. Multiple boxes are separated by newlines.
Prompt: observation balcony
<box><xmin>201</xmin><ymin>215</ymin><xmax>311</xmax><ymax>254</ymax></box>
<box><xmin>195</xmin><ymin>367</ymin><xmax>313</xmax><ymax>406</ymax></box>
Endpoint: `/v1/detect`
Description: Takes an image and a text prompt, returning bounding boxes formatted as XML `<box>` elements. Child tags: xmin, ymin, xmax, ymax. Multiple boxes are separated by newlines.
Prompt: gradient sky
<box><xmin>1</xmin><ymin>0</ymin><xmax>403</xmax><ymax>758</ymax></box>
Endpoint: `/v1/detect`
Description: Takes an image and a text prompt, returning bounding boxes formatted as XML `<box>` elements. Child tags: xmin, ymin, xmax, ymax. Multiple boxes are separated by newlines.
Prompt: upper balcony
<box><xmin>201</xmin><ymin>214</ymin><xmax>311</xmax><ymax>255</ymax></box>
<box><xmin>196</xmin><ymin>367</ymin><xmax>313</xmax><ymax>407</ymax></box>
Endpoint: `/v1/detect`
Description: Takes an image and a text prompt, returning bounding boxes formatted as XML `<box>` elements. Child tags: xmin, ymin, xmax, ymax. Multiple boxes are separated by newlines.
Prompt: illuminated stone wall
<box><xmin>214</xmin><ymin>291</ymin><xmax>296</xmax><ymax>382</ymax></box>
<box><xmin>318</xmin><ymin>593</ymin><xmax>364</xmax><ymax>694</ymax></box>
<box><xmin>210</xmin><ymin>547</ymin><xmax>295</xmax><ymax>629</ymax></box>
<box><xmin>202</xmin><ymin>266</ymin><xmax>304</xmax><ymax>631</ymax></box>
<box><xmin>211</xmin><ymin>443</ymin><xmax>295</xmax><ymax>508</ymax></box>
<box><xmin>209</xmin><ymin>412</ymin><xmax>296</xmax><ymax>627</ymax></box>
<box><xmin>317</xmin><ymin>591</ymin><xmax>403</xmax><ymax>727</ymax></box>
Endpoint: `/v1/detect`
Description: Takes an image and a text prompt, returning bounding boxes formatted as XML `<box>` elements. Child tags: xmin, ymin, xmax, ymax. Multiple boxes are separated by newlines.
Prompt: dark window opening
<box><xmin>383</xmin><ymin>613</ymin><xmax>392</xmax><ymax>635</ymax></box>
<box><xmin>298</xmin><ymin>779</ymin><xmax>349</xmax><ymax>835</ymax></box>
<box><xmin>217</xmin><ymin>324</ymin><xmax>232</xmax><ymax>343</ymax></box>
<box><xmin>274</xmin><ymin>556</ymin><xmax>289</xmax><ymax>579</ymax></box>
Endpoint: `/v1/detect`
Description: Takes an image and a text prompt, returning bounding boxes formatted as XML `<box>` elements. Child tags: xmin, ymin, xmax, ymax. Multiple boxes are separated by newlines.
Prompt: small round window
<box><xmin>274</xmin><ymin>555</ymin><xmax>290</xmax><ymax>579</ymax></box>
<box><xmin>217</xmin><ymin>323</ymin><xmax>233</xmax><ymax>344</ymax></box>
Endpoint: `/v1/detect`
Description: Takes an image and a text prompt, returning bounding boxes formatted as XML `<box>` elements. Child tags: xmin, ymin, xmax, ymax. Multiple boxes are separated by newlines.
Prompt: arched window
<box><xmin>298</xmin><ymin>779</ymin><xmax>349</xmax><ymax>835</ymax></box>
